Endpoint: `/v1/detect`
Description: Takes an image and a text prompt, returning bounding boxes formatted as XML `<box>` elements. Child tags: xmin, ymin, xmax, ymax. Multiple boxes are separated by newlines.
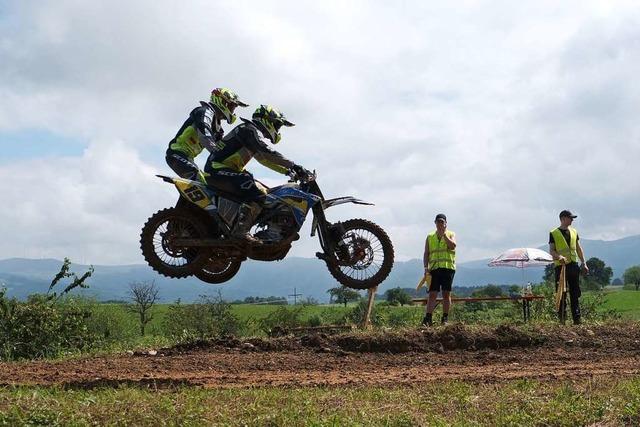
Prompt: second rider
<box><xmin>204</xmin><ymin>104</ymin><xmax>310</xmax><ymax>244</ymax></box>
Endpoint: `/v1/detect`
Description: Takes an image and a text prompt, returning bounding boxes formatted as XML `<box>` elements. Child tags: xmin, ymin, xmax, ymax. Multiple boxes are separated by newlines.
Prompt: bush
<box><xmin>305</xmin><ymin>313</ymin><xmax>324</xmax><ymax>327</ymax></box>
<box><xmin>0</xmin><ymin>291</ymin><xmax>99</xmax><ymax>360</ymax></box>
<box><xmin>86</xmin><ymin>303</ymin><xmax>139</xmax><ymax>343</ymax></box>
<box><xmin>0</xmin><ymin>259</ymin><xmax>98</xmax><ymax>360</ymax></box>
<box><xmin>580</xmin><ymin>291</ymin><xmax>621</xmax><ymax>321</ymax></box>
<box><xmin>258</xmin><ymin>305</ymin><xmax>305</xmax><ymax>336</ymax></box>
<box><xmin>163</xmin><ymin>294</ymin><xmax>246</xmax><ymax>341</ymax></box>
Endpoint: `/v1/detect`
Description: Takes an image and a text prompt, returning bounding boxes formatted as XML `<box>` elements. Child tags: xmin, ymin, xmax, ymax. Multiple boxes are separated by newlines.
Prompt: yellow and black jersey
<box><xmin>204</xmin><ymin>120</ymin><xmax>294</xmax><ymax>175</ymax></box>
<box><xmin>167</xmin><ymin>102</ymin><xmax>222</xmax><ymax>160</ymax></box>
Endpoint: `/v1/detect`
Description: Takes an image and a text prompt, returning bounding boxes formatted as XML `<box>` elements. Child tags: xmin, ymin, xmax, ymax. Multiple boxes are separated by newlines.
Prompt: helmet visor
<box><xmin>227</xmin><ymin>102</ymin><xmax>238</xmax><ymax>114</ymax></box>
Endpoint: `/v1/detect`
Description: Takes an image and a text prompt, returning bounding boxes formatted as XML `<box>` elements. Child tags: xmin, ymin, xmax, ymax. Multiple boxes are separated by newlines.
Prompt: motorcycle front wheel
<box><xmin>326</xmin><ymin>218</ymin><xmax>394</xmax><ymax>290</ymax></box>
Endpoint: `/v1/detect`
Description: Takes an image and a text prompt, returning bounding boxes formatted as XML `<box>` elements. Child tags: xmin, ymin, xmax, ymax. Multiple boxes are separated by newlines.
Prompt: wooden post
<box><xmin>362</xmin><ymin>286</ymin><xmax>378</xmax><ymax>329</ymax></box>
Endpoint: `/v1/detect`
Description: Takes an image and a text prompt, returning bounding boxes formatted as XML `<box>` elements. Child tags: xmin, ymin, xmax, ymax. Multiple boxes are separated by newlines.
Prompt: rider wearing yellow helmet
<box><xmin>166</xmin><ymin>88</ymin><xmax>248</xmax><ymax>181</ymax></box>
<box><xmin>204</xmin><ymin>104</ymin><xmax>308</xmax><ymax>243</ymax></box>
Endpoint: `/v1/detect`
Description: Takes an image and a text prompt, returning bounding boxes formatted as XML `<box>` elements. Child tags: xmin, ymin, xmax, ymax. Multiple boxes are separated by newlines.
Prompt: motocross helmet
<box><xmin>210</xmin><ymin>88</ymin><xmax>249</xmax><ymax>124</ymax></box>
<box><xmin>252</xmin><ymin>104</ymin><xmax>295</xmax><ymax>144</ymax></box>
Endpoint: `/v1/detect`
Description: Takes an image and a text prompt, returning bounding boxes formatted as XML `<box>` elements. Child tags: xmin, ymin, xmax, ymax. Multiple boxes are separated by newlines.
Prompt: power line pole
<box><xmin>288</xmin><ymin>287</ymin><xmax>302</xmax><ymax>305</ymax></box>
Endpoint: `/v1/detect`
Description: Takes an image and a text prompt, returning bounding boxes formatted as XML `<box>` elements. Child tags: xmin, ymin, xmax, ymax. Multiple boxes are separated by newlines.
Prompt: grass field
<box><xmin>92</xmin><ymin>287</ymin><xmax>640</xmax><ymax>341</ymax></box>
<box><xmin>1</xmin><ymin>378</ymin><xmax>639</xmax><ymax>426</ymax></box>
<box><xmin>602</xmin><ymin>289</ymin><xmax>640</xmax><ymax>320</ymax></box>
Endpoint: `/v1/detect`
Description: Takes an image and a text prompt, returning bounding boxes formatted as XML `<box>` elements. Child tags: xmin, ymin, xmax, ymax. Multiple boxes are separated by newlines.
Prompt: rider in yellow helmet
<box><xmin>204</xmin><ymin>104</ymin><xmax>309</xmax><ymax>243</ymax></box>
<box><xmin>166</xmin><ymin>88</ymin><xmax>248</xmax><ymax>182</ymax></box>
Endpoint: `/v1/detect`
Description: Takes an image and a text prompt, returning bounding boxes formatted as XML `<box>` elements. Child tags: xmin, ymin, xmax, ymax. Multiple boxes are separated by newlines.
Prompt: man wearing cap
<box><xmin>549</xmin><ymin>210</ymin><xmax>589</xmax><ymax>325</ymax></box>
<box><xmin>422</xmin><ymin>213</ymin><xmax>457</xmax><ymax>326</ymax></box>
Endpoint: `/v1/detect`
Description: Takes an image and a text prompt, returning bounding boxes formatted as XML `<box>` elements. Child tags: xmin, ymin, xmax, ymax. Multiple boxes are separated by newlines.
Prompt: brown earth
<box><xmin>1</xmin><ymin>324</ymin><xmax>639</xmax><ymax>389</ymax></box>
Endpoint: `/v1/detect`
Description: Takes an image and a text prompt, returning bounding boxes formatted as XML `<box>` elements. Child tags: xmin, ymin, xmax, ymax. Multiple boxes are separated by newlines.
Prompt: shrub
<box><xmin>305</xmin><ymin>313</ymin><xmax>324</xmax><ymax>327</ymax></box>
<box><xmin>258</xmin><ymin>305</ymin><xmax>305</xmax><ymax>336</ymax></box>
<box><xmin>86</xmin><ymin>303</ymin><xmax>139</xmax><ymax>343</ymax></box>
<box><xmin>162</xmin><ymin>293</ymin><xmax>246</xmax><ymax>341</ymax></box>
<box><xmin>0</xmin><ymin>292</ymin><xmax>99</xmax><ymax>360</ymax></box>
<box><xmin>0</xmin><ymin>259</ymin><xmax>98</xmax><ymax>360</ymax></box>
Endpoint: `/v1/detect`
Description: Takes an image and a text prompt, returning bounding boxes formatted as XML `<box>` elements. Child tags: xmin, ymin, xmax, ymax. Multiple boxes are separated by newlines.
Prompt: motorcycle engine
<box><xmin>256</xmin><ymin>214</ymin><xmax>298</xmax><ymax>243</ymax></box>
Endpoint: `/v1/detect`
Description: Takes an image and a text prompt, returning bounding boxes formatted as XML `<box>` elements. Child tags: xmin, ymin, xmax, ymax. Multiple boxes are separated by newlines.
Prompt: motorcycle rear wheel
<box><xmin>195</xmin><ymin>253</ymin><xmax>242</xmax><ymax>284</ymax></box>
<box><xmin>326</xmin><ymin>218</ymin><xmax>394</xmax><ymax>290</ymax></box>
<box><xmin>140</xmin><ymin>207</ymin><xmax>209</xmax><ymax>278</ymax></box>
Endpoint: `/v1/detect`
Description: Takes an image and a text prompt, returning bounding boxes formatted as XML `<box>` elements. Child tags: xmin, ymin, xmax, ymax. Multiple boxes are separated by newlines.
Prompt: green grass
<box><xmin>1</xmin><ymin>377</ymin><xmax>639</xmax><ymax>426</ymax></box>
<box><xmin>82</xmin><ymin>290</ymin><xmax>639</xmax><ymax>355</ymax></box>
<box><xmin>602</xmin><ymin>289</ymin><xmax>640</xmax><ymax>320</ymax></box>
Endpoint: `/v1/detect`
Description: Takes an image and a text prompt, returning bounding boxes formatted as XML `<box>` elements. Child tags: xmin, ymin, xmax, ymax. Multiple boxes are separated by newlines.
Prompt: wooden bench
<box><xmin>411</xmin><ymin>295</ymin><xmax>546</xmax><ymax>322</ymax></box>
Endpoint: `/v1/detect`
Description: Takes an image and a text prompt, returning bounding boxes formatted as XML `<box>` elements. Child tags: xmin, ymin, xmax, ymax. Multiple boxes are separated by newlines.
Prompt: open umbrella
<box><xmin>488</xmin><ymin>247</ymin><xmax>554</xmax><ymax>290</ymax></box>
<box><xmin>488</xmin><ymin>247</ymin><xmax>553</xmax><ymax>268</ymax></box>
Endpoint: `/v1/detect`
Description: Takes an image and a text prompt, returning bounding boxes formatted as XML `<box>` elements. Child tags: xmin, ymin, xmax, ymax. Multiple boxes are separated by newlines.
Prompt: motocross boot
<box><xmin>232</xmin><ymin>202</ymin><xmax>263</xmax><ymax>245</ymax></box>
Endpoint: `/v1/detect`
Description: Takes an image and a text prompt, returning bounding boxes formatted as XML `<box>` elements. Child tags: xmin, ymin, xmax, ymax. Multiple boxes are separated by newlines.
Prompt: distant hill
<box><xmin>1</xmin><ymin>235</ymin><xmax>639</xmax><ymax>302</ymax></box>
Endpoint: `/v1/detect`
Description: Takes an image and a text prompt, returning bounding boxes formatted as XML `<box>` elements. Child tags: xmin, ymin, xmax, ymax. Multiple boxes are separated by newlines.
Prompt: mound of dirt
<box><xmin>159</xmin><ymin>323</ymin><xmax>640</xmax><ymax>356</ymax></box>
<box><xmin>1</xmin><ymin>322</ymin><xmax>639</xmax><ymax>389</ymax></box>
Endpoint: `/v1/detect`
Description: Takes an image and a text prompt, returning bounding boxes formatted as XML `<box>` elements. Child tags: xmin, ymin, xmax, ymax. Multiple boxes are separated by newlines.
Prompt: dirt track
<box><xmin>1</xmin><ymin>324</ymin><xmax>639</xmax><ymax>389</ymax></box>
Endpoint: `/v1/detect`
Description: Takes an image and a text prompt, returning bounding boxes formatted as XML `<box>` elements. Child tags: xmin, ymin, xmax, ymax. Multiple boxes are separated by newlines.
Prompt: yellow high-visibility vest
<box><xmin>427</xmin><ymin>230</ymin><xmax>456</xmax><ymax>270</ymax></box>
<box><xmin>551</xmin><ymin>227</ymin><xmax>578</xmax><ymax>266</ymax></box>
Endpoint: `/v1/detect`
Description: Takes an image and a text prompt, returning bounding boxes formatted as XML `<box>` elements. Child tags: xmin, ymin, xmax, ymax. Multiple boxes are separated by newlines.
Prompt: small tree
<box><xmin>585</xmin><ymin>257</ymin><xmax>613</xmax><ymax>289</ymax></box>
<box><xmin>327</xmin><ymin>286</ymin><xmax>361</xmax><ymax>307</ymax></box>
<box><xmin>384</xmin><ymin>287</ymin><xmax>412</xmax><ymax>306</ymax></box>
<box><xmin>623</xmin><ymin>266</ymin><xmax>640</xmax><ymax>291</ymax></box>
<box><xmin>129</xmin><ymin>281</ymin><xmax>159</xmax><ymax>336</ymax></box>
<box><xmin>47</xmin><ymin>257</ymin><xmax>94</xmax><ymax>300</ymax></box>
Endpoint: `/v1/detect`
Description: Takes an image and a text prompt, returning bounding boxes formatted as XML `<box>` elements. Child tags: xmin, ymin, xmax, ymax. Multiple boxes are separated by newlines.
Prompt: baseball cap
<box><xmin>559</xmin><ymin>210</ymin><xmax>577</xmax><ymax>219</ymax></box>
<box><xmin>435</xmin><ymin>213</ymin><xmax>447</xmax><ymax>222</ymax></box>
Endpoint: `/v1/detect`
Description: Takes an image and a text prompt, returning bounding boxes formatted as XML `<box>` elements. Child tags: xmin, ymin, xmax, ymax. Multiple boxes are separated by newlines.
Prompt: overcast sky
<box><xmin>1</xmin><ymin>0</ymin><xmax>639</xmax><ymax>265</ymax></box>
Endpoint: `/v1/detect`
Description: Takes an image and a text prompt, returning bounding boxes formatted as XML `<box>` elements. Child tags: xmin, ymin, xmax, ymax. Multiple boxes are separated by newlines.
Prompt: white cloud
<box><xmin>1</xmin><ymin>0</ymin><xmax>640</xmax><ymax>265</ymax></box>
<box><xmin>0</xmin><ymin>142</ymin><xmax>171</xmax><ymax>263</ymax></box>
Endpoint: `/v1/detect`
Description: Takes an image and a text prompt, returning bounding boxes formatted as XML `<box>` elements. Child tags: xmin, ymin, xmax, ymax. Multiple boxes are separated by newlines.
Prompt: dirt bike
<box><xmin>140</xmin><ymin>169</ymin><xmax>394</xmax><ymax>289</ymax></box>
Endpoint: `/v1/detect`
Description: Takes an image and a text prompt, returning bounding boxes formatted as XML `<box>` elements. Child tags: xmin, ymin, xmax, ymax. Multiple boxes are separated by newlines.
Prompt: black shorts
<box><xmin>428</xmin><ymin>268</ymin><xmax>455</xmax><ymax>293</ymax></box>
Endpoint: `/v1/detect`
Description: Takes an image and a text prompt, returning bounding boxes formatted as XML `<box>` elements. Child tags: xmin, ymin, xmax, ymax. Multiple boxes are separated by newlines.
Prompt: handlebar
<box><xmin>287</xmin><ymin>168</ymin><xmax>317</xmax><ymax>184</ymax></box>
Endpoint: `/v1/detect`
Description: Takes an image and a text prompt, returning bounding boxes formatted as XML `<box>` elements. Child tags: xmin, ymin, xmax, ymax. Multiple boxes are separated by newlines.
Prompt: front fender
<box><xmin>311</xmin><ymin>196</ymin><xmax>374</xmax><ymax>237</ymax></box>
<box><xmin>322</xmin><ymin>196</ymin><xmax>374</xmax><ymax>209</ymax></box>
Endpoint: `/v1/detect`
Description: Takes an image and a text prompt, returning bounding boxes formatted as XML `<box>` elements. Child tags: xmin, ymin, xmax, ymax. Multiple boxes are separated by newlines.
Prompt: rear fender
<box><xmin>157</xmin><ymin>175</ymin><xmax>214</xmax><ymax>210</ymax></box>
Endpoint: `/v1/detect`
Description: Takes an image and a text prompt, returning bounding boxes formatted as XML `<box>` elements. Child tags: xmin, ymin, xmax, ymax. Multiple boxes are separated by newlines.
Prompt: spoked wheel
<box><xmin>140</xmin><ymin>208</ymin><xmax>209</xmax><ymax>278</ymax></box>
<box><xmin>326</xmin><ymin>218</ymin><xmax>394</xmax><ymax>289</ymax></box>
<box><xmin>195</xmin><ymin>252</ymin><xmax>242</xmax><ymax>284</ymax></box>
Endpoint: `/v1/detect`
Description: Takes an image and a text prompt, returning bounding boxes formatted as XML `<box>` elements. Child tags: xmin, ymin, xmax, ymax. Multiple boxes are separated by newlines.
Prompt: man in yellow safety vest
<box><xmin>549</xmin><ymin>210</ymin><xmax>589</xmax><ymax>325</ymax></box>
<box><xmin>422</xmin><ymin>213</ymin><xmax>457</xmax><ymax>326</ymax></box>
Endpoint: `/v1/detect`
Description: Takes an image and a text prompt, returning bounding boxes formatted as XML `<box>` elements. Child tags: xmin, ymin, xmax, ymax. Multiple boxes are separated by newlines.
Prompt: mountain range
<box><xmin>1</xmin><ymin>235</ymin><xmax>639</xmax><ymax>302</ymax></box>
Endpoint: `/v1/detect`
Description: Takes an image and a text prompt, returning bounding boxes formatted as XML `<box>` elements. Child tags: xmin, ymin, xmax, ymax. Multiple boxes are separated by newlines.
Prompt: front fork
<box><xmin>311</xmin><ymin>205</ymin><xmax>347</xmax><ymax>265</ymax></box>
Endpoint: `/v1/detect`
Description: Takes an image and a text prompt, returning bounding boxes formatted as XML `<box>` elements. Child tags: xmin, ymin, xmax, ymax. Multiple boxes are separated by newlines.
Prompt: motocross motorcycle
<box><xmin>140</xmin><ymin>169</ymin><xmax>394</xmax><ymax>289</ymax></box>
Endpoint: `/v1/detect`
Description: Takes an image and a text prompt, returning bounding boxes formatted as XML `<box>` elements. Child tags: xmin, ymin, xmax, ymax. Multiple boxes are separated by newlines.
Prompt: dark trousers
<box><xmin>205</xmin><ymin>168</ymin><xmax>265</xmax><ymax>203</ymax></box>
<box><xmin>166</xmin><ymin>150</ymin><xmax>200</xmax><ymax>181</ymax></box>
<box><xmin>555</xmin><ymin>263</ymin><xmax>581</xmax><ymax>322</ymax></box>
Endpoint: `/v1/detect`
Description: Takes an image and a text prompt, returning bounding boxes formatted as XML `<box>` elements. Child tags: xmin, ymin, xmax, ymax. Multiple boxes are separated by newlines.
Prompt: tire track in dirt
<box><xmin>1</xmin><ymin>347</ymin><xmax>638</xmax><ymax>389</ymax></box>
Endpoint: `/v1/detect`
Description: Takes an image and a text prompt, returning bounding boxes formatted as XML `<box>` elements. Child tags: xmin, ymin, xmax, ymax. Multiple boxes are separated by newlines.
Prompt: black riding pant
<box><xmin>205</xmin><ymin>167</ymin><xmax>265</xmax><ymax>203</ymax></box>
<box><xmin>555</xmin><ymin>263</ymin><xmax>581</xmax><ymax>322</ymax></box>
<box><xmin>166</xmin><ymin>149</ymin><xmax>200</xmax><ymax>181</ymax></box>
